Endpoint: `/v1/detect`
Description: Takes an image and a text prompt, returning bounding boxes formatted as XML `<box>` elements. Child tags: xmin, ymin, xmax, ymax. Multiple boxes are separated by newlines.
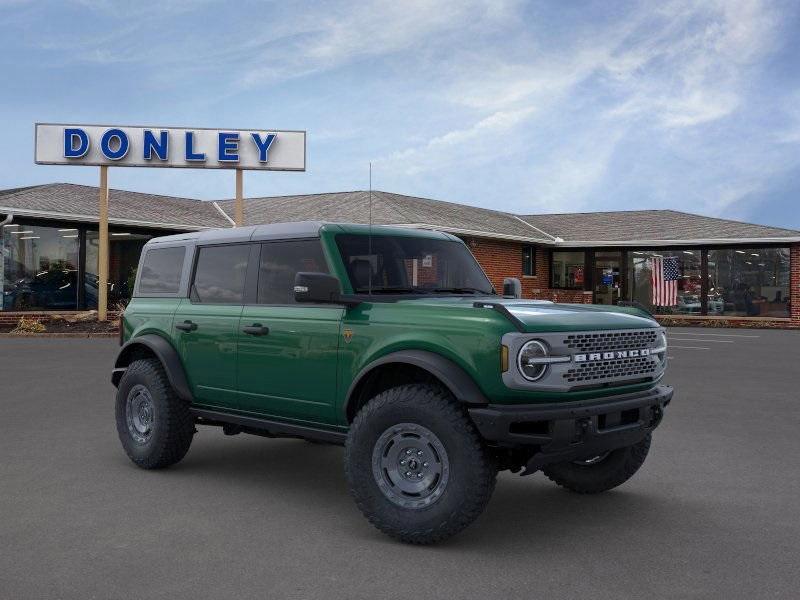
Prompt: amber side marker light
<box><xmin>501</xmin><ymin>345</ymin><xmax>509</xmax><ymax>372</ymax></box>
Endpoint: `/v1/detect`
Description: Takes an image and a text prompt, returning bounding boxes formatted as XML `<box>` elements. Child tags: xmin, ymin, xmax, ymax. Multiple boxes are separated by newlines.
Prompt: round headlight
<box><xmin>517</xmin><ymin>340</ymin><xmax>549</xmax><ymax>381</ymax></box>
<box><xmin>657</xmin><ymin>331</ymin><xmax>668</xmax><ymax>364</ymax></box>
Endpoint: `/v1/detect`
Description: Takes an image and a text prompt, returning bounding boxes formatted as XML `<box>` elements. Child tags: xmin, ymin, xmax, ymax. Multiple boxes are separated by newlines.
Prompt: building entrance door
<box><xmin>593</xmin><ymin>251</ymin><xmax>622</xmax><ymax>305</ymax></box>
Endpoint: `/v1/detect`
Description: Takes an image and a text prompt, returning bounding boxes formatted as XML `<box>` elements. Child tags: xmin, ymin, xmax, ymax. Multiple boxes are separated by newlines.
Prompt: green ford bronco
<box><xmin>113</xmin><ymin>222</ymin><xmax>672</xmax><ymax>544</ymax></box>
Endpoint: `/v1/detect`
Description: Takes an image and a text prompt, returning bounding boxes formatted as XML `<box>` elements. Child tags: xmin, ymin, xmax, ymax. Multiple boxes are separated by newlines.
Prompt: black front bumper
<box><xmin>468</xmin><ymin>384</ymin><xmax>673</xmax><ymax>474</ymax></box>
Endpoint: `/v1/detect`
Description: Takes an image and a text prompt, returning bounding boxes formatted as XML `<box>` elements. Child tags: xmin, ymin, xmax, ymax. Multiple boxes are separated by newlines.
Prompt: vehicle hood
<box><xmin>497</xmin><ymin>299</ymin><xmax>657</xmax><ymax>332</ymax></box>
<box><xmin>396</xmin><ymin>296</ymin><xmax>658</xmax><ymax>332</ymax></box>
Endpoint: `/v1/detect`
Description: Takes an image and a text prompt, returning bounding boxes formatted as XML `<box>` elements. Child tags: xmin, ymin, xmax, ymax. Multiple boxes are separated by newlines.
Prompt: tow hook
<box><xmin>576</xmin><ymin>417</ymin><xmax>590</xmax><ymax>442</ymax></box>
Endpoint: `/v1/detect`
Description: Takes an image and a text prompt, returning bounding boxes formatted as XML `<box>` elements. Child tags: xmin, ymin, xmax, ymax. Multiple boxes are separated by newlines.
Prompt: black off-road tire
<box><xmin>345</xmin><ymin>384</ymin><xmax>497</xmax><ymax>545</ymax></box>
<box><xmin>115</xmin><ymin>358</ymin><xmax>194</xmax><ymax>469</ymax></box>
<box><xmin>542</xmin><ymin>434</ymin><xmax>652</xmax><ymax>494</ymax></box>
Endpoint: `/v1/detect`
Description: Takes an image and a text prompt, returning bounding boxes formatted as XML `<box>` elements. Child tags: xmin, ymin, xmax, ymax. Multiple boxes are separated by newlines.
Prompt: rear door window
<box><xmin>137</xmin><ymin>246</ymin><xmax>185</xmax><ymax>295</ymax></box>
<box><xmin>191</xmin><ymin>244</ymin><xmax>250</xmax><ymax>304</ymax></box>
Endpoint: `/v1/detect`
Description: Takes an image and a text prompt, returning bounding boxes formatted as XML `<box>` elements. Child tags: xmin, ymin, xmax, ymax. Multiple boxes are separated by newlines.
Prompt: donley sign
<box><xmin>35</xmin><ymin>123</ymin><xmax>305</xmax><ymax>171</ymax></box>
<box><xmin>33</xmin><ymin>122</ymin><xmax>306</xmax><ymax>321</ymax></box>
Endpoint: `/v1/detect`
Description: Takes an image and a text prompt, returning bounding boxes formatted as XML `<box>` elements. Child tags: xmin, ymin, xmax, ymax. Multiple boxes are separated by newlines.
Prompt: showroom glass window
<box><xmin>551</xmin><ymin>251</ymin><xmax>585</xmax><ymax>289</ymax></box>
<box><xmin>627</xmin><ymin>249</ymin><xmax>702</xmax><ymax>314</ymax></box>
<box><xmin>1</xmin><ymin>223</ymin><xmax>80</xmax><ymax>310</ymax></box>
<box><xmin>85</xmin><ymin>229</ymin><xmax>153</xmax><ymax>308</ymax></box>
<box><xmin>707</xmin><ymin>248</ymin><xmax>790</xmax><ymax>318</ymax></box>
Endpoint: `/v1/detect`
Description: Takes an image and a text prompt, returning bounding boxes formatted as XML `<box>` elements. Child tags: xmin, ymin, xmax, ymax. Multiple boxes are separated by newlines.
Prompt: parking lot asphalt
<box><xmin>1</xmin><ymin>327</ymin><xmax>799</xmax><ymax>600</ymax></box>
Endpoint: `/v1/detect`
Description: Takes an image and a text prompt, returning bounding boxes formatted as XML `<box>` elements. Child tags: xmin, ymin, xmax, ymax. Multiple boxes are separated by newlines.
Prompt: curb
<box><xmin>0</xmin><ymin>332</ymin><xmax>118</xmax><ymax>338</ymax></box>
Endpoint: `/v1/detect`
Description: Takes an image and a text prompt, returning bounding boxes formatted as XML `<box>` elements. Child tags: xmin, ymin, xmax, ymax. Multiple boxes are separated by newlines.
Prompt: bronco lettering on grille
<box><xmin>574</xmin><ymin>348</ymin><xmax>651</xmax><ymax>362</ymax></box>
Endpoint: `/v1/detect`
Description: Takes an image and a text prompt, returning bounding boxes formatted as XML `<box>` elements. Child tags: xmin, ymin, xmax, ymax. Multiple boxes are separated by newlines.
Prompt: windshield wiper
<box><xmin>353</xmin><ymin>286</ymin><xmax>426</xmax><ymax>294</ymax></box>
<box><xmin>430</xmin><ymin>287</ymin><xmax>489</xmax><ymax>294</ymax></box>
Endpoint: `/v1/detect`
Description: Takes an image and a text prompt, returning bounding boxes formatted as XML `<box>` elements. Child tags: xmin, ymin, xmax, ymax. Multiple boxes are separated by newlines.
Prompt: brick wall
<box><xmin>463</xmin><ymin>237</ymin><xmax>543</xmax><ymax>296</ymax></box>
<box><xmin>0</xmin><ymin>310</ymin><xmax>120</xmax><ymax>326</ymax></box>
<box><xmin>460</xmin><ymin>236</ymin><xmax>592</xmax><ymax>303</ymax></box>
<box><xmin>463</xmin><ymin>237</ymin><xmax>800</xmax><ymax>325</ymax></box>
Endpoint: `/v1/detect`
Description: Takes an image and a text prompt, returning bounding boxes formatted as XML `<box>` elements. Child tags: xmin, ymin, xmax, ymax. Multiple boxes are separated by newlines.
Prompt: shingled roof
<box><xmin>520</xmin><ymin>210</ymin><xmax>800</xmax><ymax>245</ymax></box>
<box><xmin>0</xmin><ymin>183</ymin><xmax>227</xmax><ymax>230</ymax></box>
<box><xmin>216</xmin><ymin>190</ymin><xmax>552</xmax><ymax>242</ymax></box>
<box><xmin>2</xmin><ymin>183</ymin><xmax>798</xmax><ymax>244</ymax></box>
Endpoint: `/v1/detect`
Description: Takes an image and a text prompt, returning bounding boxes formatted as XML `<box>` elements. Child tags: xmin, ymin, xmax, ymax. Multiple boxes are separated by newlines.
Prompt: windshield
<box><xmin>335</xmin><ymin>234</ymin><xmax>495</xmax><ymax>295</ymax></box>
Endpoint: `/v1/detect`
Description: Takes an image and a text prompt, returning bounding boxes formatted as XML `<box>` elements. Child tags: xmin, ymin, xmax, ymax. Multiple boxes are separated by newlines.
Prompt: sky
<box><xmin>1</xmin><ymin>0</ymin><xmax>799</xmax><ymax>229</ymax></box>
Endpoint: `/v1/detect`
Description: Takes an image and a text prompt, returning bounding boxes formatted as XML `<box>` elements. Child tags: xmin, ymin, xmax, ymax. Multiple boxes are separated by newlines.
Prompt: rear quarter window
<box><xmin>137</xmin><ymin>246</ymin><xmax>186</xmax><ymax>295</ymax></box>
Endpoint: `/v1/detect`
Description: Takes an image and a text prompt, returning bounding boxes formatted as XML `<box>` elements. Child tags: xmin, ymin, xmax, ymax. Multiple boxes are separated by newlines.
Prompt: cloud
<box><xmin>373</xmin><ymin>0</ymin><xmax>796</xmax><ymax>217</ymax></box>
<box><xmin>378</xmin><ymin>106</ymin><xmax>536</xmax><ymax>175</ymax></box>
<box><xmin>602</xmin><ymin>0</ymin><xmax>781</xmax><ymax>128</ymax></box>
<box><xmin>1</xmin><ymin>0</ymin><xmax>798</xmax><ymax>228</ymax></box>
<box><xmin>238</xmin><ymin>0</ymin><xmax>520</xmax><ymax>88</ymax></box>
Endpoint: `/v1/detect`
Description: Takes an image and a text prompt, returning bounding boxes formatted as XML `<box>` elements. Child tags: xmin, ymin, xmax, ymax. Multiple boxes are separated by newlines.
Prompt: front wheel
<box><xmin>345</xmin><ymin>384</ymin><xmax>497</xmax><ymax>544</ymax></box>
<box><xmin>542</xmin><ymin>434</ymin><xmax>652</xmax><ymax>494</ymax></box>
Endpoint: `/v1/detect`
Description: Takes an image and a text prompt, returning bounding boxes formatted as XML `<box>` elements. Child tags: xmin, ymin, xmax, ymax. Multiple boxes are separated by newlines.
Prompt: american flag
<box><xmin>651</xmin><ymin>256</ymin><xmax>679</xmax><ymax>306</ymax></box>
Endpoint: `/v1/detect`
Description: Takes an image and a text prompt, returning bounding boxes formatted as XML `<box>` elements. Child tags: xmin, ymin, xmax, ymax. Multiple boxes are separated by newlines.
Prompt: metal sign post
<box><xmin>235</xmin><ymin>169</ymin><xmax>244</xmax><ymax>227</ymax></box>
<box><xmin>98</xmin><ymin>166</ymin><xmax>109</xmax><ymax>321</ymax></box>
<box><xmin>34</xmin><ymin>123</ymin><xmax>307</xmax><ymax>320</ymax></box>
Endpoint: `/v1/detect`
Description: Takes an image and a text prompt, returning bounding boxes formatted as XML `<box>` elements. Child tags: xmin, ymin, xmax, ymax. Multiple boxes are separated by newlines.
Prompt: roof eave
<box><xmin>552</xmin><ymin>237</ymin><xmax>800</xmax><ymax>246</ymax></box>
<box><xmin>0</xmin><ymin>206</ymin><xmax>213</xmax><ymax>231</ymax></box>
<box><xmin>387</xmin><ymin>222</ymin><xmax>552</xmax><ymax>244</ymax></box>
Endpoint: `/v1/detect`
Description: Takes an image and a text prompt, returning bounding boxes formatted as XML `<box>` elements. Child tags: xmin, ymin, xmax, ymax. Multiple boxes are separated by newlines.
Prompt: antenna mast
<box><xmin>368</xmin><ymin>162</ymin><xmax>373</xmax><ymax>296</ymax></box>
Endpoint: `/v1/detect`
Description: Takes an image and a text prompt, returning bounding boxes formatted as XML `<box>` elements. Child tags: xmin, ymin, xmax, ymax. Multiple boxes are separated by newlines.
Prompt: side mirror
<box><xmin>502</xmin><ymin>277</ymin><xmax>522</xmax><ymax>299</ymax></box>
<box><xmin>294</xmin><ymin>272</ymin><xmax>344</xmax><ymax>304</ymax></box>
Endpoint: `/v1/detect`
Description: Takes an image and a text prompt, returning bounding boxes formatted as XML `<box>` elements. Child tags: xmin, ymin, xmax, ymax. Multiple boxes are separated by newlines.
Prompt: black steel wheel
<box><xmin>345</xmin><ymin>383</ymin><xmax>496</xmax><ymax>545</ymax></box>
<box><xmin>371</xmin><ymin>422</ymin><xmax>450</xmax><ymax>509</ymax></box>
<box><xmin>115</xmin><ymin>358</ymin><xmax>194</xmax><ymax>469</ymax></box>
<box><xmin>125</xmin><ymin>384</ymin><xmax>155</xmax><ymax>444</ymax></box>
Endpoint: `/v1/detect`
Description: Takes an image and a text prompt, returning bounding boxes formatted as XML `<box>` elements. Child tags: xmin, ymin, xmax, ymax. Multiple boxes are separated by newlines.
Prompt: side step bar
<box><xmin>190</xmin><ymin>408</ymin><xmax>347</xmax><ymax>445</ymax></box>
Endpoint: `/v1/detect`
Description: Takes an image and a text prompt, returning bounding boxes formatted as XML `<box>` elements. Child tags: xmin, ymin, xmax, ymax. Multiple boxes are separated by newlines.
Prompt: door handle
<box><xmin>175</xmin><ymin>320</ymin><xmax>198</xmax><ymax>332</ymax></box>
<box><xmin>242</xmin><ymin>323</ymin><xmax>269</xmax><ymax>336</ymax></box>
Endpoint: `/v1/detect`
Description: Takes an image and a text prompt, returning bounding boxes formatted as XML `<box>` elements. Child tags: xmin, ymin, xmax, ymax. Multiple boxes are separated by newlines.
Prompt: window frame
<box><xmin>522</xmin><ymin>245</ymin><xmax>536</xmax><ymax>277</ymax></box>
<box><xmin>549</xmin><ymin>249</ymin><xmax>588</xmax><ymax>290</ymax></box>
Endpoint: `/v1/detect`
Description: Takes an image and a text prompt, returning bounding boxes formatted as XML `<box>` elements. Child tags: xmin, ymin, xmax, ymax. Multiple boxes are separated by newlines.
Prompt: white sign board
<box><xmin>34</xmin><ymin>123</ymin><xmax>306</xmax><ymax>171</ymax></box>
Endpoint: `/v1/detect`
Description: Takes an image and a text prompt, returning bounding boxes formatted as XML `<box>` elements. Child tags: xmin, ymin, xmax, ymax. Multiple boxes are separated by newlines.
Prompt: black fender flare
<box><xmin>344</xmin><ymin>350</ymin><xmax>488</xmax><ymax>418</ymax></box>
<box><xmin>111</xmin><ymin>334</ymin><xmax>193</xmax><ymax>402</ymax></box>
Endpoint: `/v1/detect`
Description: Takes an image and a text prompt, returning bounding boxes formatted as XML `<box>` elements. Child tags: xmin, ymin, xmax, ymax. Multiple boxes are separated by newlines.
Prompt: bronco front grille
<box><xmin>563</xmin><ymin>356</ymin><xmax>657</xmax><ymax>384</ymax></box>
<box><xmin>563</xmin><ymin>329</ymin><xmax>658</xmax><ymax>354</ymax></box>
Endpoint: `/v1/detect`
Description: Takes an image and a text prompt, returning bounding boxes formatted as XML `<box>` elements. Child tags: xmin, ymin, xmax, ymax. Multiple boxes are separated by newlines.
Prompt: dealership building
<box><xmin>1</xmin><ymin>182</ymin><xmax>799</xmax><ymax>328</ymax></box>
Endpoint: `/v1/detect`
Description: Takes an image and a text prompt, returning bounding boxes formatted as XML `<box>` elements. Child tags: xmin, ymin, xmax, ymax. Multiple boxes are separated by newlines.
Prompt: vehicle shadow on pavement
<box><xmin>125</xmin><ymin>431</ymin><xmax>710</xmax><ymax>551</ymax></box>
<box><xmin>135</xmin><ymin>433</ymin><xmax>356</xmax><ymax>508</ymax></box>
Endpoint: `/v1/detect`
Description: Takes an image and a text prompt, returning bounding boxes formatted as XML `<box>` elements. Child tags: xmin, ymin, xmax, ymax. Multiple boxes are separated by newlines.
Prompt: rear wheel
<box><xmin>345</xmin><ymin>383</ymin><xmax>497</xmax><ymax>544</ymax></box>
<box><xmin>115</xmin><ymin>358</ymin><xmax>194</xmax><ymax>469</ymax></box>
<box><xmin>542</xmin><ymin>434</ymin><xmax>652</xmax><ymax>494</ymax></box>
